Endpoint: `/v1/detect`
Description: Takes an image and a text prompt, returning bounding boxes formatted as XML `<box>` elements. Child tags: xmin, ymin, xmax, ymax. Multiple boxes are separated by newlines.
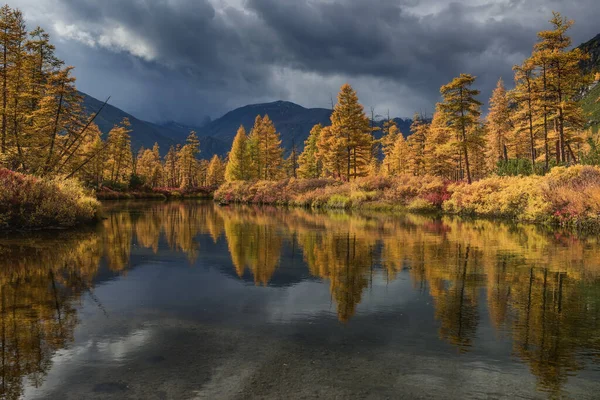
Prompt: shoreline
<box><xmin>213</xmin><ymin>166</ymin><xmax>600</xmax><ymax>233</ymax></box>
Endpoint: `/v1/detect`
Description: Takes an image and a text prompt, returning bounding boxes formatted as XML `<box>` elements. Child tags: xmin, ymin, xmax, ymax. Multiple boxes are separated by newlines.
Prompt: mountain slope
<box><xmin>82</xmin><ymin>93</ymin><xmax>414</xmax><ymax>158</ymax></box>
<box><xmin>81</xmin><ymin>92</ymin><xmax>176</xmax><ymax>152</ymax></box>
<box><xmin>582</xmin><ymin>81</ymin><xmax>600</xmax><ymax>133</ymax></box>
<box><xmin>82</xmin><ymin>93</ymin><xmax>230</xmax><ymax>156</ymax></box>
<box><xmin>578</xmin><ymin>33</ymin><xmax>600</xmax><ymax>74</ymax></box>
<box><xmin>198</xmin><ymin>100</ymin><xmax>413</xmax><ymax>152</ymax></box>
<box><xmin>578</xmin><ymin>33</ymin><xmax>600</xmax><ymax>132</ymax></box>
<box><xmin>199</xmin><ymin>101</ymin><xmax>332</xmax><ymax>150</ymax></box>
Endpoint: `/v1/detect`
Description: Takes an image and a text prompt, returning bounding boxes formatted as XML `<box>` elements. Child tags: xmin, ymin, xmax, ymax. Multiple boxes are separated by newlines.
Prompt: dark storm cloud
<box><xmin>13</xmin><ymin>0</ymin><xmax>600</xmax><ymax>124</ymax></box>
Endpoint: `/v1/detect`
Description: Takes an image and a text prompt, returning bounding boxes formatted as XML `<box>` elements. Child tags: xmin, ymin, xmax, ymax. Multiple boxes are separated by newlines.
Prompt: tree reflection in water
<box><xmin>0</xmin><ymin>201</ymin><xmax>599</xmax><ymax>397</ymax></box>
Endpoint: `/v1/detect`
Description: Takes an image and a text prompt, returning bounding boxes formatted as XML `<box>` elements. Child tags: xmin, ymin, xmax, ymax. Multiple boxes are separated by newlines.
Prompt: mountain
<box><xmin>81</xmin><ymin>93</ymin><xmax>229</xmax><ymax>156</ymax></box>
<box><xmin>81</xmin><ymin>92</ymin><xmax>176</xmax><ymax>152</ymax></box>
<box><xmin>198</xmin><ymin>100</ymin><xmax>332</xmax><ymax>151</ymax></box>
<box><xmin>578</xmin><ymin>33</ymin><xmax>600</xmax><ymax>74</ymax></box>
<box><xmin>578</xmin><ymin>33</ymin><xmax>600</xmax><ymax>132</ymax></box>
<box><xmin>198</xmin><ymin>100</ymin><xmax>413</xmax><ymax>152</ymax></box>
<box><xmin>81</xmin><ymin>93</ymin><xmax>414</xmax><ymax>158</ymax></box>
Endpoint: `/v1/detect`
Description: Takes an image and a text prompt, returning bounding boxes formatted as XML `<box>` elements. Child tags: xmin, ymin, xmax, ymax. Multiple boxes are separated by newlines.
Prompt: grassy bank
<box><xmin>96</xmin><ymin>186</ymin><xmax>214</xmax><ymax>201</ymax></box>
<box><xmin>214</xmin><ymin>165</ymin><xmax>600</xmax><ymax>229</ymax></box>
<box><xmin>0</xmin><ymin>169</ymin><xmax>100</xmax><ymax>230</ymax></box>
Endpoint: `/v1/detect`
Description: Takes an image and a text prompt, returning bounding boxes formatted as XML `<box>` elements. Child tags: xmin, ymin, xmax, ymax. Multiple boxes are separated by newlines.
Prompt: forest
<box><xmin>0</xmin><ymin>5</ymin><xmax>599</xmax><ymax>229</ymax></box>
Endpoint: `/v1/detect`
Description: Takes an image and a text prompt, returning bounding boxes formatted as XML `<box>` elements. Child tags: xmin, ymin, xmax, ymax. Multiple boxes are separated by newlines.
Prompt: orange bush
<box><xmin>0</xmin><ymin>169</ymin><xmax>99</xmax><ymax>230</ymax></box>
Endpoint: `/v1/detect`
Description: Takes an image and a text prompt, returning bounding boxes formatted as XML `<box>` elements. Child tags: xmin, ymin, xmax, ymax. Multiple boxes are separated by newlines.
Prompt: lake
<box><xmin>1</xmin><ymin>200</ymin><xmax>600</xmax><ymax>399</ymax></box>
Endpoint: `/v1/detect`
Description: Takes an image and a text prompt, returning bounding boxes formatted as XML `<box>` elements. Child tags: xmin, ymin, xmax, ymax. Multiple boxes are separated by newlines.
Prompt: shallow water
<box><xmin>1</xmin><ymin>200</ymin><xmax>600</xmax><ymax>399</ymax></box>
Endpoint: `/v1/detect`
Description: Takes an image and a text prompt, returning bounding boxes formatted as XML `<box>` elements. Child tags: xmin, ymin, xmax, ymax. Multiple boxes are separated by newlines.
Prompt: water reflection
<box><xmin>0</xmin><ymin>201</ymin><xmax>599</xmax><ymax>397</ymax></box>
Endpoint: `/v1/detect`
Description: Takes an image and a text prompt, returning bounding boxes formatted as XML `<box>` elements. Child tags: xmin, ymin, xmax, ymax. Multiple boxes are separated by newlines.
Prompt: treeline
<box><xmin>224</xmin><ymin>12</ymin><xmax>594</xmax><ymax>185</ymax></box>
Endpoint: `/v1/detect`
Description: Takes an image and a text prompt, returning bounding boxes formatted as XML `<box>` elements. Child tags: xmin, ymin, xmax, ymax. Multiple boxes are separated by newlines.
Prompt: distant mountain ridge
<box><xmin>81</xmin><ymin>93</ymin><xmax>229</xmax><ymax>156</ymax></box>
<box><xmin>81</xmin><ymin>93</ymin><xmax>413</xmax><ymax>158</ymax></box>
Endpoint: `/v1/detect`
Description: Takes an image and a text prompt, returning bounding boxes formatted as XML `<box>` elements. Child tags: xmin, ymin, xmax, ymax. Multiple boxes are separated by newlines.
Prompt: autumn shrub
<box><xmin>543</xmin><ymin>166</ymin><xmax>600</xmax><ymax>225</ymax></box>
<box><xmin>351</xmin><ymin>175</ymin><xmax>393</xmax><ymax>192</ymax></box>
<box><xmin>96</xmin><ymin>188</ymin><xmax>135</xmax><ymax>200</ymax></box>
<box><xmin>383</xmin><ymin>174</ymin><xmax>449</xmax><ymax>207</ymax></box>
<box><xmin>407</xmin><ymin>198</ymin><xmax>438</xmax><ymax>212</ymax></box>
<box><xmin>0</xmin><ymin>168</ymin><xmax>100</xmax><ymax>230</ymax></box>
<box><xmin>215</xmin><ymin>178</ymin><xmax>337</xmax><ymax>205</ymax></box>
<box><xmin>250</xmin><ymin>180</ymin><xmax>292</xmax><ymax>204</ymax></box>
<box><xmin>213</xmin><ymin>166</ymin><xmax>600</xmax><ymax>227</ymax></box>
<box><xmin>443</xmin><ymin>175</ymin><xmax>551</xmax><ymax>221</ymax></box>
<box><xmin>327</xmin><ymin>194</ymin><xmax>352</xmax><ymax>209</ymax></box>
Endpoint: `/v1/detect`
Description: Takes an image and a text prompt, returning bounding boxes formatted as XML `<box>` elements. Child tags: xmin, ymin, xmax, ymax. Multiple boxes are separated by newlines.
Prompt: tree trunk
<box><xmin>44</xmin><ymin>89</ymin><xmax>64</xmax><ymax>174</ymax></box>
<box><xmin>543</xmin><ymin>63</ymin><xmax>549</xmax><ymax>172</ymax></box>
<box><xmin>1</xmin><ymin>27</ymin><xmax>7</xmax><ymax>154</ymax></box>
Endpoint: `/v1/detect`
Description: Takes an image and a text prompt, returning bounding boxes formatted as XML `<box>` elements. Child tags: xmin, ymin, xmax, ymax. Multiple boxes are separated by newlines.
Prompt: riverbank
<box><xmin>96</xmin><ymin>187</ymin><xmax>214</xmax><ymax>201</ymax></box>
<box><xmin>214</xmin><ymin>165</ymin><xmax>600</xmax><ymax>230</ymax></box>
<box><xmin>0</xmin><ymin>168</ymin><xmax>100</xmax><ymax>231</ymax></box>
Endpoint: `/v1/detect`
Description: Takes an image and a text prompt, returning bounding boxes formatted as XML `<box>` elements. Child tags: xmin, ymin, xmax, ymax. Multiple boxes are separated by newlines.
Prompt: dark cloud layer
<box><xmin>13</xmin><ymin>0</ymin><xmax>600</xmax><ymax>124</ymax></box>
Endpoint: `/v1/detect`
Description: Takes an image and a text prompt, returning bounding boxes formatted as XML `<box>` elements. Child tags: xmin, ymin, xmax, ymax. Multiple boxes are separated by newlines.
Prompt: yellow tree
<box><xmin>247</xmin><ymin>115</ymin><xmax>283</xmax><ymax>180</ymax></box>
<box><xmin>330</xmin><ymin>84</ymin><xmax>372</xmax><ymax>181</ymax></box>
<box><xmin>2</xmin><ymin>7</ymin><xmax>28</xmax><ymax>167</ymax></box>
<box><xmin>406</xmin><ymin>114</ymin><xmax>428</xmax><ymax>176</ymax></box>
<box><xmin>284</xmin><ymin>142</ymin><xmax>299</xmax><ymax>178</ymax></box>
<box><xmin>225</xmin><ymin>125</ymin><xmax>249</xmax><ymax>181</ymax></box>
<box><xmin>534</xmin><ymin>12</ymin><xmax>589</xmax><ymax>164</ymax></box>
<box><xmin>317</xmin><ymin>125</ymin><xmax>345</xmax><ymax>179</ymax></box>
<box><xmin>178</xmin><ymin>131</ymin><xmax>200</xmax><ymax>189</ymax></box>
<box><xmin>106</xmin><ymin>118</ymin><xmax>132</xmax><ymax>184</ymax></box>
<box><xmin>380</xmin><ymin>119</ymin><xmax>400</xmax><ymax>176</ymax></box>
<box><xmin>80</xmin><ymin>123</ymin><xmax>106</xmax><ymax>186</ymax></box>
<box><xmin>298</xmin><ymin>124</ymin><xmax>322</xmax><ymax>179</ymax></box>
<box><xmin>137</xmin><ymin>142</ymin><xmax>163</xmax><ymax>188</ymax></box>
<box><xmin>440</xmin><ymin>74</ymin><xmax>482</xmax><ymax>184</ymax></box>
<box><xmin>469</xmin><ymin>122</ymin><xmax>489</xmax><ymax>180</ymax></box>
<box><xmin>424</xmin><ymin>104</ymin><xmax>455</xmax><ymax>179</ymax></box>
<box><xmin>512</xmin><ymin>59</ymin><xmax>539</xmax><ymax>170</ymax></box>
<box><xmin>390</xmin><ymin>132</ymin><xmax>409</xmax><ymax>175</ymax></box>
<box><xmin>207</xmin><ymin>154</ymin><xmax>226</xmax><ymax>187</ymax></box>
<box><xmin>164</xmin><ymin>145</ymin><xmax>179</xmax><ymax>187</ymax></box>
<box><xmin>486</xmin><ymin>78</ymin><xmax>513</xmax><ymax>171</ymax></box>
<box><xmin>195</xmin><ymin>158</ymin><xmax>210</xmax><ymax>187</ymax></box>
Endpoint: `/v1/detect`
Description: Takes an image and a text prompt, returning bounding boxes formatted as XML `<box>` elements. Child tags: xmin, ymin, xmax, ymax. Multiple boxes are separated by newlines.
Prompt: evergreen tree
<box><xmin>317</xmin><ymin>125</ymin><xmax>345</xmax><ymax>179</ymax></box>
<box><xmin>406</xmin><ymin>114</ymin><xmax>428</xmax><ymax>176</ymax></box>
<box><xmin>225</xmin><ymin>125</ymin><xmax>249</xmax><ymax>181</ymax></box>
<box><xmin>533</xmin><ymin>12</ymin><xmax>589</xmax><ymax>164</ymax></box>
<box><xmin>106</xmin><ymin>118</ymin><xmax>133</xmax><ymax>185</ymax></box>
<box><xmin>285</xmin><ymin>142</ymin><xmax>299</xmax><ymax>179</ymax></box>
<box><xmin>247</xmin><ymin>115</ymin><xmax>283</xmax><ymax>180</ymax></box>
<box><xmin>330</xmin><ymin>84</ymin><xmax>372</xmax><ymax>180</ymax></box>
<box><xmin>137</xmin><ymin>142</ymin><xmax>163</xmax><ymax>188</ymax></box>
<box><xmin>207</xmin><ymin>154</ymin><xmax>226</xmax><ymax>187</ymax></box>
<box><xmin>164</xmin><ymin>145</ymin><xmax>178</xmax><ymax>187</ymax></box>
<box><xmin>380</xmin><ymin>119</ymin><xmax>400</xmax><ymax>176</ymax></box>
<box><xmin>179</xmin><ymin>131</ymin><xmax>200</xmax><ymax>189</ymax></box>
<box><xmin>298</xmin><ymin>124</ymin><xmax>322</xmax><ymax>179</ymax></box>
<box><xmin>424</xmin><ymin>104</ymin><xmax>455</xmax><ymax>179</ymax></box>
<box><xmin>440</xmin><ymin>74</ymin><xmax>483</xmax><ymax>184</ymax></box>
<box><xmin>512</xmin><ymin>59</ymin><xmax>539</xmax><ymax>171</ymax></box>
<box><xmin>486</xmin><ymin>78</ymin><xmax>512</xmax><ymax>171</ymax></box>
<box><xmin>390</xmin><ymin>132</ymin><xmax>409</xmax><ymax>175</ymax></box>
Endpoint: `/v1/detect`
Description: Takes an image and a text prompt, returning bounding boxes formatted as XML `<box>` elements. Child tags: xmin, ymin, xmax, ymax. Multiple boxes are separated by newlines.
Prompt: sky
<box><xmin>11</xmin><ymin>0</ymin><xmax>600</xmax><ymax>125</ymax></box>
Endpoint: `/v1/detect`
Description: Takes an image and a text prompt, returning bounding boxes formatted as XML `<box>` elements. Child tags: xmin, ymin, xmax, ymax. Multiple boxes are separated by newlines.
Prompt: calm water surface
<box><xmin>1</xmin><ymin>201</ymin><xmax>600</xmax><ymax>399</ymax></box>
